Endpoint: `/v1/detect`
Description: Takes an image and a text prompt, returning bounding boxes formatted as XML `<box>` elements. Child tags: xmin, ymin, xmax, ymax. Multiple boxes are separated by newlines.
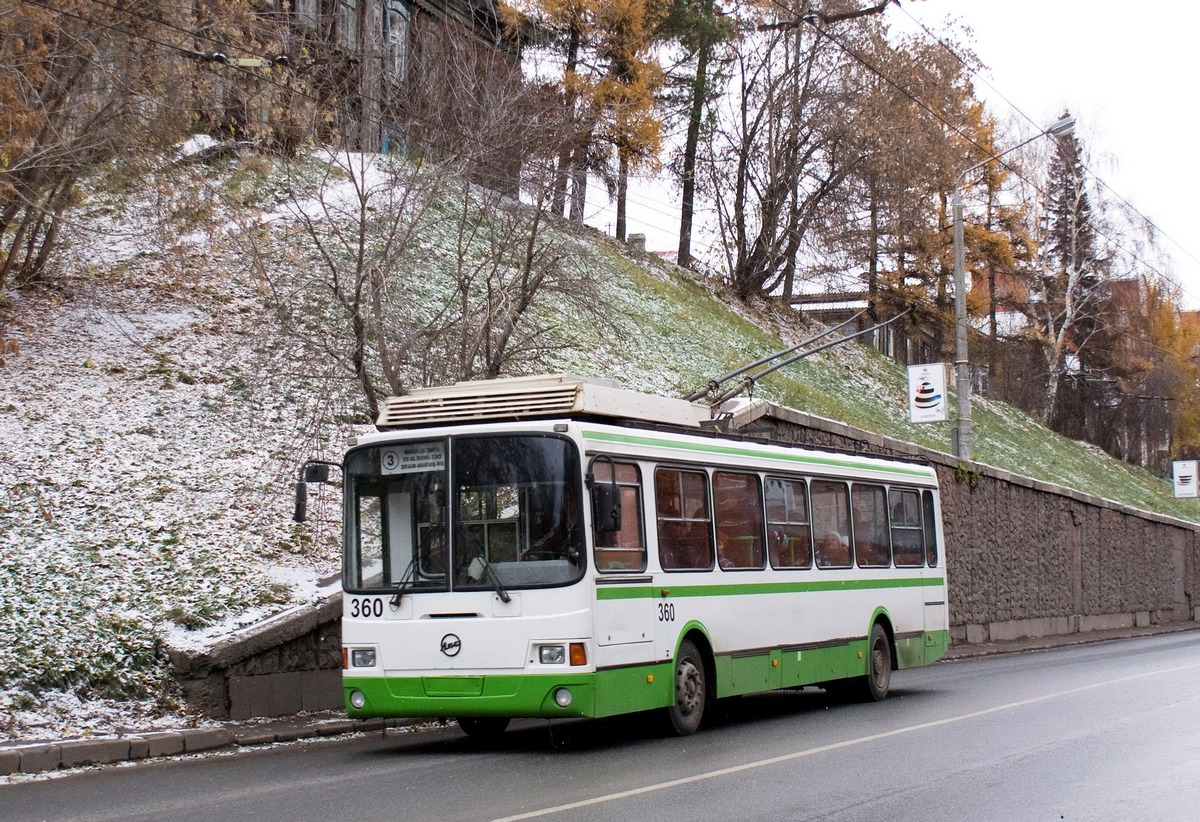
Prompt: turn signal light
<box><xmin>569</xmin><ymin>642</ymin><xmax>587</xmax><ymax>666</ymax></box>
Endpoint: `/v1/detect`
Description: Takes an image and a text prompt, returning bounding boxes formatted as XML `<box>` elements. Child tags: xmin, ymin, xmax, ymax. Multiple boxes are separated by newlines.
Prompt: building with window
<box><xmin>286</xmin><ymin>0</ymin><xmax>508</xmax><ymax>153</ymax></box>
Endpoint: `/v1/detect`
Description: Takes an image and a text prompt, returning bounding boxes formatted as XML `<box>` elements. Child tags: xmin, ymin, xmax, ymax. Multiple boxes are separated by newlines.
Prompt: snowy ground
<box><xmin>0</xmin><ymin>157</ymin><xmax>352</xmax><ymax>741</ymax></box>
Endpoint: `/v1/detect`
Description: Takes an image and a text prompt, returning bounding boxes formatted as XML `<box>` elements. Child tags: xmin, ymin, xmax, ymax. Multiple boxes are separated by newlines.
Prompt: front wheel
<box><xmin>665</xmin><ymin>638</ymin><xmax>708</xmax><ymax>736</ymax></box>
<box><xmin>457</xmin><ymin>717</ymin><xmax>510</xmax><ymax>738</ymax></box>
<box><xmin>858</xmin><ymin>623</ymin><xmax>893</xmax><ymax>702</ymax></box>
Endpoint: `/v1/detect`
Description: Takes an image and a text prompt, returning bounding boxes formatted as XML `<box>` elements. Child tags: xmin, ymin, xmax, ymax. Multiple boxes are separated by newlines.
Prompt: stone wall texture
<box><xmin>173</xmin><ymin>402</ymin><xmax>1198</xmax><ymax>718</ymax></box>
<box><xmin>167</xmin><ymin>583</ymin><xmax>344</xmax><ymax>720</ymax></box>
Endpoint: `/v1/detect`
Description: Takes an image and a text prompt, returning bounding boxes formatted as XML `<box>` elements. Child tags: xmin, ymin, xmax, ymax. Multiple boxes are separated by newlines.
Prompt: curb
<box><xmin>0</xmin><ymin>716</ymin><xmax>411</xmax><ymax>778</ymax></box>
<box><xmin>941</xmin><ymin>621</ymin><xmax>1200</xmax><ymax>662</ymax></box>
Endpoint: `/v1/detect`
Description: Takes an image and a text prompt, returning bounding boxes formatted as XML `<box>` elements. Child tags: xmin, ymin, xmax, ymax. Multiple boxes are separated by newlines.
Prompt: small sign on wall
<box><xmin>1172</xmin><ymin>460</ymin><xmax>1198</xmax><ymax>498</ymax></box>
<box><xmin>907</xmin><ymin>363</ymin><xmax>948</xmax><ymax>424</ymax></box>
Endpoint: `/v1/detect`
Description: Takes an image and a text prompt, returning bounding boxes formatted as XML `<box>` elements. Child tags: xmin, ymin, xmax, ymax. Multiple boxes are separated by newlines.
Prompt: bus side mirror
<box><xmin>294</xmin><ymin>461</ymin><xmax>337</xmax><ymax>523</ymax></box>
<box><xmin>305</xmin><ymin>463</ymin><xmax>330</xmax><ymax>483</ymax></box>
<box><xmin>592</xmin><ymin>482</ymin><xmax>622</xmax><ymax>534</ymax></box>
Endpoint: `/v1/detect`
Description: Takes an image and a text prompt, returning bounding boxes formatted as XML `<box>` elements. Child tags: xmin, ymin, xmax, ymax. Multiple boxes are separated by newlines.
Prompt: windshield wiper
<box><xmin>467</xmin><ymin>556</ymin><xmax>511</xmax><ymax>603</ymax></box>
<box><xmin>389</xmin><ymin>558</ymin><xmax>417</xmax><ymax>607</ymax></box>
<box><xmin>484</xmin><ymin>561</ymin><xmax>511</xmax><ymax>603</ymax></box>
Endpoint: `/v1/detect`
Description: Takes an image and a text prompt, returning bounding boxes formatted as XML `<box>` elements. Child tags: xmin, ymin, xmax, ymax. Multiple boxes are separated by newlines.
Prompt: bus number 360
<box><xmin>658</xmin><ymin>603</ymin><xmax>675</xmax><ymax>622</ymax></box>
<box><xmin>350</xmin><ymin>598</ymin><xmax>384</xmax><ymax>618</ymax></box>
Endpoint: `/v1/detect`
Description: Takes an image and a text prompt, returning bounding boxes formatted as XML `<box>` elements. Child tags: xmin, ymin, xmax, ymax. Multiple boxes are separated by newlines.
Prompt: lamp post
<box><xmin>952</xmin><ymin>115</ymin><xmax>1075</xmax><ymax>461</ymax></box>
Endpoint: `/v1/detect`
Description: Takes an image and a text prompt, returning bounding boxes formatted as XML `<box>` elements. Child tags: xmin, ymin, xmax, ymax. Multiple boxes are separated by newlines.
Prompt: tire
<box><xmin>858</xmin><ymin>623</ymin><xmax>893</xmax><ymax>702</ymax></box>
<box><xmin>457</xmin><ymin>716</ymin><xmax>510</xmax><ymax>738</ymax></box>
<box><xmin>665</xmin><ymin>638</ymin><xmax>708</xmax><ymax>736</ymax></box>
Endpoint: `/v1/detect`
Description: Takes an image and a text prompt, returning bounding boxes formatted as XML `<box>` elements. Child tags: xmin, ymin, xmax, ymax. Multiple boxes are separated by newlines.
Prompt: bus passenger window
<box><xmin>852</xmin><ymin>484</ymin><xmax>891</xmax><ymax>568</ymax></box>
<box><xmin>713</xmin><ymin>471</ymin><xmax>765</xmax><ymax>570</ymax></box>
<box><xmin>766</xmin><ymin>477</ymin><xmax>811</xmax><ymax>569</ymax></box>
<box><xmin>889</xmin><ymin>488</ymin><xmax>924</xmax><ymax>567</ymax></box>
<box><xmin>655</xmin><ymin>468</ymin><xmax>714</xmax><ymax>571</ymax></box>
<box><xmin>591</xmin><ymin>460</ymin><xmax>646</xmax><ymax>572</ymax></box>
<box><xmin>923</xmin><ymin>490</ymin><xmax>939</xmax><ymax>567</ymax></box>
<box><xmin>811</xmin><ymin>480</ymin><xmax>851</xmax><ymax>568</ymax></box>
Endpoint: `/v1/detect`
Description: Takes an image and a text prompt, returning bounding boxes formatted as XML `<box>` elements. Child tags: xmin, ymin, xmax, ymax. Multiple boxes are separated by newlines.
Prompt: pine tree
<box><xmin>1027</xmin><ymin>114</ymin><xmax>1107</xmax><ymax>424</ymax></box>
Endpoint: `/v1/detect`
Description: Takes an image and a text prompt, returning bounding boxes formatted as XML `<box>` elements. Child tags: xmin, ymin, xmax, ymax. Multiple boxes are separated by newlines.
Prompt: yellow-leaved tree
<box><xmin>505</xmin><ymin>0</ymin><xmax>670</xmax><ymax>231</ymax></box>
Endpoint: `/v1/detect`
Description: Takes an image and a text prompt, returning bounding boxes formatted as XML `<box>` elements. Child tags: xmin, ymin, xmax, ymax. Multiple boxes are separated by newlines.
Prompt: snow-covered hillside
<box><xmin>1</xmin><ymin>155</ymin><xmax>351</xmax><ymax>740</ymax></box>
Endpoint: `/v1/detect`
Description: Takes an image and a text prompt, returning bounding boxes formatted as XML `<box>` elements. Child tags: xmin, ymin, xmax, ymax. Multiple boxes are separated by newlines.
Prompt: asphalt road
<box><xmin>6</xmin><ymin>632</ymin><xmax>1200</xmax><ymax>821</ymax></box>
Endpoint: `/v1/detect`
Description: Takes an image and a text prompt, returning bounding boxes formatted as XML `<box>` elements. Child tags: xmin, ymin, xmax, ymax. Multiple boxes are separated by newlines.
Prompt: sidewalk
<box><xmin>4</xmin><ymin>622</ymin><xmax>1198</xmax><ymax>778</ymax></box>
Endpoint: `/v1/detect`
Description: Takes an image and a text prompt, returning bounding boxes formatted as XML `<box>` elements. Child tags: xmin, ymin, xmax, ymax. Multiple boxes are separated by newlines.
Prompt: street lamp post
<box><xmin>952</xmin><ymin>115</ymin><xmax>1075</xmax><ymax>461</ymax></box>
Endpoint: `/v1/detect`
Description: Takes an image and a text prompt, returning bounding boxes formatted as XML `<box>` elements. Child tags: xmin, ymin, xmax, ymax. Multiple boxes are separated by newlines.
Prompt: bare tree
<box><xmin>0</xmin><ymin>0</ymin><xmax>297</xmax><ymax>291</ymax></box>
<box><xmin>0</xmin><ymin>1</ymin><xmax>194</xmax><ymax>288</ymax></box>
<box><xmin>246</xmin><ymin>36</ymin><xmax>613</xmax><ymax>418</ymax></box>
<box><xmin>701</xmin><ymin>2</ymin><xmax>908</xmax><ymax>301</ymax></box>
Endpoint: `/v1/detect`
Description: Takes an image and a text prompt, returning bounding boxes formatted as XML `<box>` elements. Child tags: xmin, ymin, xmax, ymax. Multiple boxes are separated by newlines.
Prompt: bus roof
<box><xmin>376</xmin><ymin>374</ymin><xmax>711</xmax><ymax>430</ymax></box>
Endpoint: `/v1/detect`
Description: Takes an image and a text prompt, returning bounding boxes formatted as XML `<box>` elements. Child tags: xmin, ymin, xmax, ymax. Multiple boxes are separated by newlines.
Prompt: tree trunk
<box><xmin>677</xmin><ymin>5</ymin><xmax>713</xmax><ymax>270</ymax></box>
<box><xmin>616</xmin><ymin>152</ymin><xmax>628</xmax><ymax>242</ymax></box>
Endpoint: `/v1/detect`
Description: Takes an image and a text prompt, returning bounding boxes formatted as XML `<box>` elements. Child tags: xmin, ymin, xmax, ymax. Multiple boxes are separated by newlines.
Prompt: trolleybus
<box><xmin>298</xmin><ymin>375</ymin><xmax>948</xmax><ymax>736</ymax></box>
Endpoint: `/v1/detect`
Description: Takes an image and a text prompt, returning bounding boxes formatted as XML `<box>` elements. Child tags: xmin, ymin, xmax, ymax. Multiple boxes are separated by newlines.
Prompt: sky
<box><xmin>900</xmin><ymin>0</ymin><xmax>1200</xmax><ymax>307</ymax></box>
<box><xmin>594</xmin><ymin>1</ymin><xmax>1200</xmax><ymax>307</ymax></box>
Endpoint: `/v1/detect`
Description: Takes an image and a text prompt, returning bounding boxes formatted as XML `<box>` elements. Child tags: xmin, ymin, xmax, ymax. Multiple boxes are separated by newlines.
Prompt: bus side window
<box><xmin>811</xmin><ymin>480</ymin><xmax>852</xmax><ymax>568</ymax></box>
<box><xmin>354</xmin><ymin>492</ymin><xmax>387</xmax><ymax>587</ymax></box>
<box><xmin>923</xmin><ymin>490</ymin><xmax>939</xmax><ymax>567</ymax></box>
<box><xmin>766</xmin><ymin>477</ymin><xmax>812</xmax><ymax>569</ymax></box>
<box><xmin>852</xmin><ymin>484</ymin><xmax>891</xmax><ymax>568</ymax></box>
<box><xmin>714</xmin><ymin>471</ymin><xmax>765</xmax><ymax>570</ymax></box>
<box><xmin>889</xmin><ymin>488</ymin><xmax>924</xmax><ymax>567</ymax></box>
<box><xmin>592</xmin><ymin>460</ymin><xmax>646</xmax><ymax>572</ymax></box>
<box><xmin>655</xmin><ymin>468</ymin><xmax>714</xmax><ymax>571</ymax></box>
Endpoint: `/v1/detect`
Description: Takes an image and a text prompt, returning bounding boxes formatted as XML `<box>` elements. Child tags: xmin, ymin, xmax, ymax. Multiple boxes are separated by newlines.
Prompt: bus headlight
<box><xmin>349</xmin><ymin>690</ymin><xmax>366</xmax><ymax>709</ymax></box>
<box><xmin>351</xmin><ymin>649</ymin><xmax>377</xmax><ymax>668</ymax></box>
<box><xmin>554</xmin><ymin>687</ymin><xmax>573</xmax><ymax>708</ymax></box>
<box><xmin>539</xmin><ymin>645</ymin><xmax>566</xmax><ymax>665</ymax></box>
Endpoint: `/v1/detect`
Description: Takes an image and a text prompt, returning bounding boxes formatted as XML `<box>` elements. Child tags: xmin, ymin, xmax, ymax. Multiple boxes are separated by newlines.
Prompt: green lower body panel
<box><xmin>593</xmin><ymin>661</ymin><xmax>675</xmax><ymax>717</ymax></box>
<box><xmin>781</xmin><ymin>641</ymin><xmax>869</xmax><ymax>688</ymax></box>
<box><xmin>921</xmin><ymin>629</ymin><xmax>950</xmax><ymax>665</ymax></box>
<box><xmin>344</xmin><ymin>662</ymin><xmax>674</xmax><ymax>720</ymax></box>
<box><xmin>716</xmin><ymin>630</ymin><xmax>950</xmax><ymax>697</ymax></box>
<box><xmin>343</xmin><ymin>630</ymin><xmax>950</xmax><ymax>721</ymax></box>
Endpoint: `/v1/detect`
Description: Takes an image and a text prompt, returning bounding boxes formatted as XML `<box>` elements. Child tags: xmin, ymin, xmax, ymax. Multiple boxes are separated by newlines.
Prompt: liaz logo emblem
<box><xmin>440</xmin><ymin>634</ymin><xmax>462</xmax><ymax>657</ymax></box>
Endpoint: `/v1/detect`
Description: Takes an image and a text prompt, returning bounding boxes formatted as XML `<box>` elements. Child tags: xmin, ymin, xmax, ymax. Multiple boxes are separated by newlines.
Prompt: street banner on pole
<box><xmin>907</xmin><ymin>363</ymin><xmax>948</xmax><ymax>424</ymax></box>
<box><xmin>1173</xmin><ymin>460</ymin><xmax>1198</xmax><ymax>498</ymax></box>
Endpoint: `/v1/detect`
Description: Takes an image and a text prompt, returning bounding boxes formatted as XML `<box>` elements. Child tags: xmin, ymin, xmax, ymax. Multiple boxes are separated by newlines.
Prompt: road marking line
<box><xmin>492</xmin><ymin>660</ymin><xmax>1200</xmax><ymax>821</ymax></box>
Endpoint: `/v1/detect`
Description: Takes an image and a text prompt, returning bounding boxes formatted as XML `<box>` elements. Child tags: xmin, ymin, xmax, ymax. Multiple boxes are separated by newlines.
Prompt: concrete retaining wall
<box><xmin>167</xmin><ymin>580</ymin><xmax>344</xmax><ymax>720</ymax></box>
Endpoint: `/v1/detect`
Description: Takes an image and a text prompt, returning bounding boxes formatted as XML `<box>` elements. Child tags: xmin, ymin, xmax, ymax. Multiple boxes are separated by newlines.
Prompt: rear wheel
<box><xmin>665</xmin><ymin>639</ymin><xmax>707</xmax><ymax>736</ymax></box>
<box><xmin>858</xmin><ymin>623</ymin><xmax>893</xmax><ymax>702</ymax></box>
<box><xmin>457</xmin><ymin>717</ymin><xmax>510</xmax><ymax>738</ymax></box>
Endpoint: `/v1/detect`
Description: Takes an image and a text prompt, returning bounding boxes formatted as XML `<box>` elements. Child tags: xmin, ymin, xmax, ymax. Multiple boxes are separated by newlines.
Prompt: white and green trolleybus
<box><xmin>306</xmin><ymin>374</ymin><xmax>948</xmax><ymax>737</ymax></box>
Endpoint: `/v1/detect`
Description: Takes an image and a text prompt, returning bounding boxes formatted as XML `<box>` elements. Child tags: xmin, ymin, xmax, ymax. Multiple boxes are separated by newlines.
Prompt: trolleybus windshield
<box><xmin>344</xmin><ymin>434</ymin><xmax>585</xmax><ymax>594</ymax></box>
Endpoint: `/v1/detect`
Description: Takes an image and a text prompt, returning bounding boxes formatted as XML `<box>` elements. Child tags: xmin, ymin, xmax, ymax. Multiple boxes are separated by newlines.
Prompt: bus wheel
<box><xmin>859</xmin><ymin>623</ymin><xmax>893</xmax><ymax>702</ymax></box>
<box><xmin>666</xmin><ymin>639</ymin><xmax>707</xmax><ymax>736</ymax></box>
<box><xmin>458</xmin><ymin>717</ymin><xmax>510</xmax><ymax>738</ymax></box>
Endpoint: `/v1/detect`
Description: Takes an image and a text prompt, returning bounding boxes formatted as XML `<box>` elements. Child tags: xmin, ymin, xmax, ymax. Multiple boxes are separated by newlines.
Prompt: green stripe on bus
<box><xmin>581</xmin><ymin>429</ymin><xmax>933</xmax><ymax>478</ymax></box>
<box><xmin>595</xmin><ymin>576</ymin><xmax>945</xmax><ymax>600</ymax></box>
